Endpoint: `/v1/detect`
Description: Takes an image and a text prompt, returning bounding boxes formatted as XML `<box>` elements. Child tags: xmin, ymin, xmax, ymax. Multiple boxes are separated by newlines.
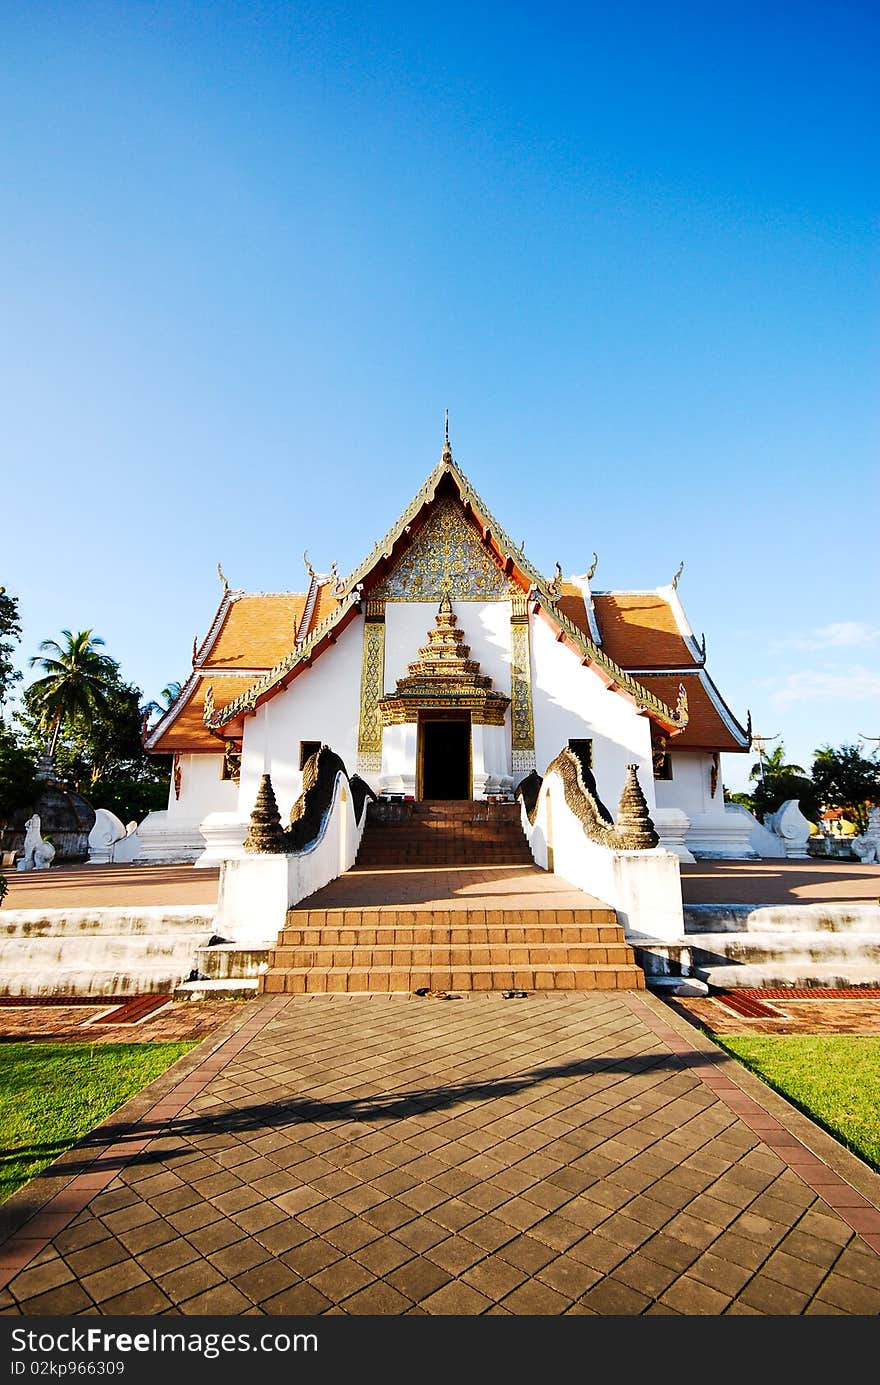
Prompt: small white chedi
<box><xmin>17</xmin><ymin>815</ymin><xmax>56</xmax><ymax>871</ymax></box>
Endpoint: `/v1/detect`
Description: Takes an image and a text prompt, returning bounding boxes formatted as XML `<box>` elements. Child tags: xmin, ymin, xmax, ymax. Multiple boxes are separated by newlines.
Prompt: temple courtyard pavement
<box><xmin>1</xmin><ymin>858</ymin><xmax>879</xmax><ymax>1315</ymax></box>
<box><xmin>4</xmin><ymin>857</ymin><xmax>880</xmax><ymax>911</ymax></box>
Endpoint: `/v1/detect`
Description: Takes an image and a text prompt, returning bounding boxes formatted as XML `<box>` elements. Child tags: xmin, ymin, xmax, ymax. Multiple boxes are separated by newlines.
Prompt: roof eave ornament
<box><xmin>672</xmin><ymin>560</ymin><xmax>684</xmax><ymax>590</ymax></box>
<box><xmin>674</xmin><ymin>681</ymin><xmax>689</xmax><ymax>729</ymax></box>
<box><xmin>442</xmin><ymin>408</ymin><xmax>453</xmax><ymax>465</ymax></box>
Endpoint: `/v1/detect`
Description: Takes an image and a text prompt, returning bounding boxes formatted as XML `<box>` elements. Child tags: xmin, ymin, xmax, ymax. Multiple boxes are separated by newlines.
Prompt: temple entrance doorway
<box><xmin>418</xmin><ymin>712</ymin><xmax>471</xmax><ymax>800</ymax></box>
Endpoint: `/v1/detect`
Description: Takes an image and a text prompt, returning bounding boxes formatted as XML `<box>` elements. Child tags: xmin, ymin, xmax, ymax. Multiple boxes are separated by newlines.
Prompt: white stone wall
<box><xmin>521</xmin><ymin>768</ymin><xmax>684</xmax><ymax>941</ymax></box>
<box><xmin>656</xmin><ymin>750</ymin><xmax>757</xmax><ymax>858</ymax></box>
<box><xmin>171</xmin><ymin>754</ymin><xmax>238</xmax><ymax>823</ymax></box>
<box><xmin>655</xmin><ymin>751</ymin><xmax>722</xmax><ymax>819</ymax></box>
<box><xmin>529</xmin><ymin>615</ymin><xmax>655</xmax><ymax>812</ymax></box>
<box><xmin>217</xmin><ymin>771</ymin><xmax>370</xmax><ymax>944</ymax></box>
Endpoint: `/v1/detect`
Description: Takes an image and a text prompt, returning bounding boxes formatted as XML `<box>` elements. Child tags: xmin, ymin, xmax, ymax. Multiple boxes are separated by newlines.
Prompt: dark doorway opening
<box><xmin>420</xmin><ymin>718</ymin><xmax>471</xmax><ymax>800</ymax></box>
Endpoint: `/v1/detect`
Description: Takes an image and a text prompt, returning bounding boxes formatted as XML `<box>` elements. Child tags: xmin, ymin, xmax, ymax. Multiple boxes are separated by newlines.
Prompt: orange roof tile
<box><xmin>150</xmin><ymin>676</ymin><xmax>257</xmax><ymax>752</ymax></box>
<box><xmin>591</xmin><ymin>593</ymin><xmax>698</xmax><ymax>669</ymax></box>
<box><xmin>201</xmin><ymin>594</ymin><xmax>307</xmax><ymax>670</ymax></box>
<box><xmin>634</xmin><ymin>673</ymin><xmax>746</xmax><ymax>751</ymax></box>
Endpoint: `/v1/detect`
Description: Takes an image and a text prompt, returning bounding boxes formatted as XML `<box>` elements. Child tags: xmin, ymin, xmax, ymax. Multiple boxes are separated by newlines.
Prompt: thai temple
<box><xmin>142</xmin><ymin>432</ymin><xmax>751</xmax><ymax>869</ymax></box>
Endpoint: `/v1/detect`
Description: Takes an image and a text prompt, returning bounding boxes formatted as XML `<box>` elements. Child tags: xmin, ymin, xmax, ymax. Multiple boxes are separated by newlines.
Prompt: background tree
<box><xmin>0</xmin><ymin>586</ymin><xmax>37</xmax><ymax>822</ymax></box>
<box><xmin>0</xmin><ymin>725</ymin><xmax>36</xmax><ymax>818</ymax></box>
<box><xmin>749</xmin><ymin>742</ymin><xmax>820</xmax><ymax>823</ymax></box>
<box><xmin>142</xmin><ymin>681</ymin><xmax>182</xmax><ymax>720</ymax></box>
<box><xmin>0</xmin><ymin>587</ymin><xmax>22</xmax><ymax>709</ymax></box>
<box><xmin>811</xmin><ymin>744</ymin><xmax>879</xmax><ymax>834</ymax></box>
<box><xmin>27</xmin><ymin>630</ymin><xmax>117</xmax><ymax>756</ymax></box>
<box><xmin>19</xmin><ymin>668</ymin><xmax>172</xmax><ymax>824</ymax></box>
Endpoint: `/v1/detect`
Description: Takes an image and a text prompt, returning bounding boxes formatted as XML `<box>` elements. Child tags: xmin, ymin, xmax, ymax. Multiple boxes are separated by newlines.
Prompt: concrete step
<box><xmin>193</xmin><ymin>943</ymin><xmax>271</xmax><ymax>979</ymax></box>
<box><xmin>687</xmin><ymin>932</ymin><xmax>880</xmax><ymax>966</ymax></box>
<box><xmin>174</xmin><ymin>977</ymin><xmax>260</xmax><ymax>1001</ymax></box>
<box><xmin>260</xmin><ymin>963</ymin><xmax>646</xmax><ymax>995</ymax></box>
<box><xmin>697</xmin><ymin>962</ymin><xmax>880</xmax><ymax>990</ymax></box>
<box><xmin>684</xmin><ymin>904</ymin><xmax>880</xmax><ymax>935</ymax></box>
<box><xmin>0</xmin><ymin>967</ymin><xmax>184</xmax><ymax>998</ymax></box>
<box><xmin>0</xmin><ymin>907</ymin><xmax>216</xmax><ymax>939</ymax></box>
<box><xmin>268</xmin><ymin>943</ymin><xmax>636</xmax><ymax>969</ymax></box>
<box><xmin>0</xmin><ymin>933</ymin><xmax>214</xmax><ymax>969</ymax></box>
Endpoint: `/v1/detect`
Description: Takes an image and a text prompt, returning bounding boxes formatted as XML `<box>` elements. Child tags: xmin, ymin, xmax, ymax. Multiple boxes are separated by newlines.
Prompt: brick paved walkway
<box><xmin>673</xmin><ymin>993</ymin><xmax>880</xmax><ymax>1036</ymax></box>
<box><xmin>2</xmin><ymin>992</ymin><xmax>879</xmax><ymax>1315</ymax></box>
<box><xmin>0</xmin><ymin>998</ymin><xmax>240</xmax><ymax>1044</ymax></box>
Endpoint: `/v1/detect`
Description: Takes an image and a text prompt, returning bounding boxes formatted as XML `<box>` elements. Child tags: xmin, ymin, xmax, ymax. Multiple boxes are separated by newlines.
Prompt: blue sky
<box><xmin>2</xmin><ymin>1</ymin><xmax>877</xmax><ymax>790</ymax></box>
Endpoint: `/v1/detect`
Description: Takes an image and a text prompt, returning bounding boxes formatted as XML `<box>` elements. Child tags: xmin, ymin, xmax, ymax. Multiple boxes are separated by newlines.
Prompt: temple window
<box><xmin>299</xmin><ymin>740</ymin><xmax>321</xmax><ymax>770</ymax></box>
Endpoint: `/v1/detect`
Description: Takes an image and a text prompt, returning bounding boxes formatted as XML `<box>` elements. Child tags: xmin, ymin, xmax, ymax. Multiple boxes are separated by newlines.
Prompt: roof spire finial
<box><xmin>442</xmin><ymin>408</ymin><xmax>452</xmax><ymax>463</ymax></box>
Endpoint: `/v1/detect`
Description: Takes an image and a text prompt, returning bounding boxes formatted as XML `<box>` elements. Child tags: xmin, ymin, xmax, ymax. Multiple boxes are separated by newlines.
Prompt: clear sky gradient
<box><xmin>2</xmin><ymin>2</ymin><xmax>877</xmax><ymax>790</ymax></box>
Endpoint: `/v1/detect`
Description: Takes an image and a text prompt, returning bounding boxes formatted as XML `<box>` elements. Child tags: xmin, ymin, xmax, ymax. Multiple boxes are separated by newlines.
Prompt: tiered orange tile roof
<box><xmin>592</xmin><ymin>592</ymin><xmax>699</xmax><ymax>668</ymax></box>
<box><xmin>201</xmin><ymin>594</ymin><xmax>309</xmax><ymax>669</ymax></box>
<box><xmin>147</xmin><ymin>589</ymin><xmax>322</xmax><ymax>753</ymax></box>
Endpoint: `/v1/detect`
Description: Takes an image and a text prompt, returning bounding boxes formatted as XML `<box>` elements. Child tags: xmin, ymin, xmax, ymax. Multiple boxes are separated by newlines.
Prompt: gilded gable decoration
<box><xmin>376</xmin><ymin>499</ymin><xmax>518</xmax><ymax>603</ymax></box>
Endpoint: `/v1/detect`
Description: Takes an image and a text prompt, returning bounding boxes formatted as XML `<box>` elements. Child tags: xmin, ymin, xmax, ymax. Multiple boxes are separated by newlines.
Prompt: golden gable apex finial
<box><xmin>442</xmin><ymin>408</ymin><xmax>452</xmax><ymax>463</ymax></box>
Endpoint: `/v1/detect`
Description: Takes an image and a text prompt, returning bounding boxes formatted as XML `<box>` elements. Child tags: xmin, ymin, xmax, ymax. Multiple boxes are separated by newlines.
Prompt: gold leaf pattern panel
<box><xmin>356</xmin><ymin>602</ymin><xmax>386</xmax><ymax>773</ymax></box>
<box><xmin>510</xmin><ymin>598</ymin><xmax>536</xmax><ymax>774</ymax></box>
<box><xmin>377</xmin><ymin>499</ymin><xmax>518</xmax><ymax>601</ymax></box>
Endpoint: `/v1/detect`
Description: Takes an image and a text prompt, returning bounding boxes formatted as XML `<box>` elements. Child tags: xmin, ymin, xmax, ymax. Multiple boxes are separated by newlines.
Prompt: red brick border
<box><xmin>0</xmin><ymin>996</ymin><xmax>288</xmax><ymax>1291</ymax></box>
<box><xmin>623</xmin><ymin>992</ymin><xmax>880</xmax><ymax>1258</ymax></box>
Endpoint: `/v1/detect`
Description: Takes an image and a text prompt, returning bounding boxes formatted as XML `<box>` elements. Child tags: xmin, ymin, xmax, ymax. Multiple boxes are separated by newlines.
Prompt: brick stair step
<box><xmin>260</xmin><ymin>964</ymin><xmax>646</xmax><ymax>994</ymax></box>
<box><xmin>279</xmin><ymin>924</ymin><xmax>618</xmax><ymax>946</ymax></box>
<box><xmin>268</xmin><ymin>944</ymin><xmax>637</xmax><ymax>969</ymax></box>
<box><xmin>286</xmin><ymin>907</ymin><xmax>618</xmax><ymax>925</ymax></box>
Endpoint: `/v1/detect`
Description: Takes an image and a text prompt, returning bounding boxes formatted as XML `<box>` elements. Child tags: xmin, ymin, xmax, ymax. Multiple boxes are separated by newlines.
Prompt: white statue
<box><xmin>852</xmin><ymin>807</ymin><xmax>880</xmax><ymax>865</ymax></box>
<box><xmin>18</xmin><ymin>815</ymin><xmax>56</xmax><ymax>871</ymax></box>
<box><xmin>764</xmin><ymin>799</ymin><xmax>811</xmax><ymax>859</ymax></box>
<box><xmin>88</xmin><ymin>808</ymin><xmax>140</xmax><ymax>865</ymax></box>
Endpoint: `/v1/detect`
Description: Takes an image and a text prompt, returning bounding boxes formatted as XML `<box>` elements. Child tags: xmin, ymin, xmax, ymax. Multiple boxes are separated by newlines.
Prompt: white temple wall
<box><xmin>383</xmin><ymin>601</ymin><xmax>512</xmax><ymax>694</ymax></box>
<box><xmin>529</xmin><ymin>616</ymin><xmax>656</xmax><ymax>812</ymax></box>
<box><xmin>171</xmin><ymin>754</ymin><xmax>237</xmax><ymax>822</ymax></box>
<box><xmin>655</xmin><ymin>752</ymin><xmax>724</xmax><ymax>820</ymax></box>
<box><xmin>239</xmin><ymin>618</ymin><xmax>363</xmax><ymax>822</ymax></box>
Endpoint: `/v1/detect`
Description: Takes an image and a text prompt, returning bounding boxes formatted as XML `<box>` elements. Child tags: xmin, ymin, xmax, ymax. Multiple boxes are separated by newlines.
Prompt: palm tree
<box><xmin>28</xmin><ymin>630</ymin><xmax>118</xmax><ymax>757</ymax></box>
<box><xmin>749</xmin><ymin>742</ymin><xmax>805</xmax><ymax>784</ymax></box>
<box><xmin>142</xmin><ymin>681</ymin><xmax>182</xmax><ymax>721</ymax></box>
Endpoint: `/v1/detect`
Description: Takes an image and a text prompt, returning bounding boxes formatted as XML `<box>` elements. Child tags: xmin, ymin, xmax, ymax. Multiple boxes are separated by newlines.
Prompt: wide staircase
<box><xmin>355</xmin><ymin>800</ymin><xmax>533</xmax><ymax>867</ymax></box>
<box><xmin>259</xmin><ymin>800</ymin><xmax>645</xmax><ymax>995</ymax></box>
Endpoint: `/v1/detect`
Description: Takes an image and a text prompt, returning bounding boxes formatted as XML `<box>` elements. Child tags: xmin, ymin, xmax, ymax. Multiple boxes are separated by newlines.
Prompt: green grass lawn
<box><xmin>716</xmin><ymin>1034</ymin><xmax>880</xmax><ymax>1172</ymax></box>
<box><xmin>0</xmin><ymin>1041</ymin><xmax>195</xmax><ymax>1202</ymax></box>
